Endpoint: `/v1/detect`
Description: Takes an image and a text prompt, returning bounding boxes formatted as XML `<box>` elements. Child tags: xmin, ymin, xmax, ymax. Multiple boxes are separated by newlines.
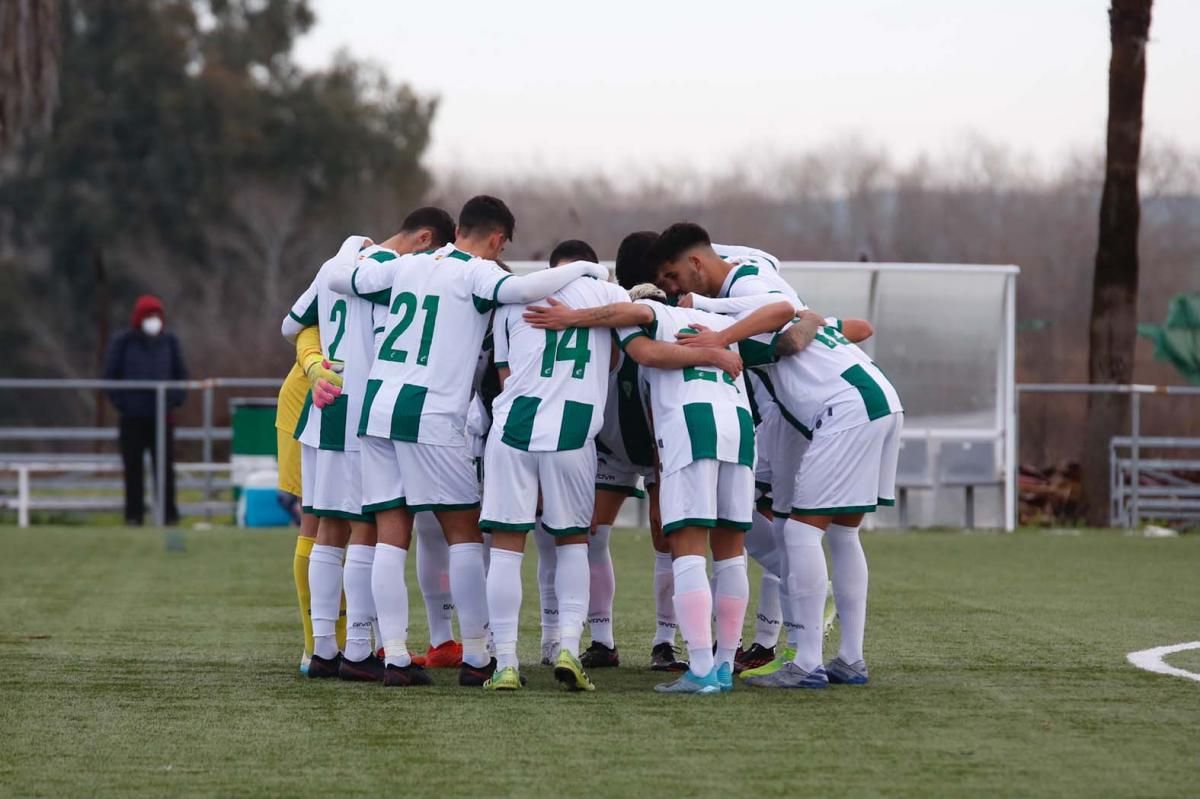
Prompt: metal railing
<box><xmin>0</xmin><ymin>377</ymin><xmax>278</xmax><ymax>526</ymax></box>
<box><xmin>1017</xmin><ymin>383</ymin><xmax>1200</xmax><ymax>527</ymax></box>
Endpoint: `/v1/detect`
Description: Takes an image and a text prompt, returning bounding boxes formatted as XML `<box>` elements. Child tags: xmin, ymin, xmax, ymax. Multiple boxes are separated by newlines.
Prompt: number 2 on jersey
<box><xmin>541</xmin><ymin>327</ymin><xmax>590</xmax><ymax>379</ymax></box>
<box><xmin>327</xmin><ymin>299</ymin><xmax>347</xmax><ymax>360</ymax></box>
<box><xmin>379</xmin><ymin>293</ymin><xmax>439</xmax><ymax>365</ymax></box>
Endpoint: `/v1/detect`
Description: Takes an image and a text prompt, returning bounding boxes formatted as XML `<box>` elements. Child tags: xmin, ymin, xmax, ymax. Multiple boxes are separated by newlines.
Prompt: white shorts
<box><xmin>791</xmin><ymin>412</ymin><xmax>903</xmax><ymax>516</ymax></box>
<box><xmin>301</xmin><ymin>445</ymin><xmax>369</xmax><ymax>521</ymax></box>
<box><xmin>361</xmin><ymin>435</ymin><xmax>481</xmax><ymax>514</ymax></box>
<box><xmin>595</xmin><ymin>450</ymin><xmax>653</xmax><ymax>499</ymax></box>
<box><xmin>767</xmin><ymin>421</ymin><xmax>811</xmax><ymax>516</ymax></box>
<box><xmin>658</xmin><ymin>459</ymin><xmax>755</xmax><ymax>535</ymax></box>
<box><xmin>754</xmin><ymin>411</ymin><xmax>778</xmax><ymax>508</ymax></box>
<box><xmin>480</xmin><ymin>438</ymin><xmax>596</xmax><ymax>536</ymax></box>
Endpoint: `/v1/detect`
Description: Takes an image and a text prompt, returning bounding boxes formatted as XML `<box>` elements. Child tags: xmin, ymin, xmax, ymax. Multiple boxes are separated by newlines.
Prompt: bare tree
<box><xmin>0</xmin><ymin>0</ymin><xmax>60</xmax><ymax>155</ymax></box>
<box><xmin>1082</xmin><ymin>0</ymin><xmax>1154</xmax><ymax>525</ymax></box>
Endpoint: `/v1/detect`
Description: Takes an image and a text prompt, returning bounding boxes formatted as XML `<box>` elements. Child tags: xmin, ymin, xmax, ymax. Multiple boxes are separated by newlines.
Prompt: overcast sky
<box><xmin>294</xmin><ymin>0</ymin><xmax>1199</xmax><ymax>177</ymax></box>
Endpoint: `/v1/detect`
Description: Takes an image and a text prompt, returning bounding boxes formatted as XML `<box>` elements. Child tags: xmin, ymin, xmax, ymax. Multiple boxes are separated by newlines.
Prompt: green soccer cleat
<box><xmin>553</xmin><ymin>650</ymin><xmax>596</xmax><ymax>692</ymax></box>
<box><xmin>483</xmin><ymin>666</ymin><xmax>523</xmax><ymax>691</ymax></box>
<box><xmin>739</xmin><ymin>646</ymin><xmax>796</xmax><ymax>680</ymax></box>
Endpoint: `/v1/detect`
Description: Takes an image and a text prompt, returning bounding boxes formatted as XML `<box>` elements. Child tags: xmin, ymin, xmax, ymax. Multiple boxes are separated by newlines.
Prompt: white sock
<box><xmin>372</xmin><ymin>543</ymin><xmax>411</xmax><ymax>667</ymax></box>
<box><xmin>713</xmin><ymin>555</ymin><xmax>750</xmax><ymax>670</ymax></box>
<box><xmin>343</xmin><ymin>544</ymin><xmax>377</xmax><ymax>662</ymax></box>
<box><xmin>673</xmin><ymin>554</ymin><xmax>714</xmax><ymax>677</ymax></box>
<box><xmin>784</xmin><ymin>520</ymin><xmax>828</xmax><ymax>672</ymax></box>
<box><xmin>485</xmin><ymin>549</ymin><xmax>524</xmax><ymax>671</ymax></box>
<box><xmin>308</xmin><ymin>544</ymin><xmax>344</xmax><ymax>660</ymax></box>
<box><xmin>554</xmin><ymin>543</ymin><xmax>590</xmax><ymax>657</ymax></box>
<box><xmin>753</xmin><ymin>572</ymin><xmax>783</xmax><ymax>649</ymax></box>
<box><xmin>827</xmin><ymin>522</ymin><xmax>868</xmax><ymax>664</ymax></box>
<box><xmin>415</xmin><ymin>514</ymin><xmax>454</xmax><ymax>647</ymax></box>
<box><xmin>772</xmin><ymin>515</ymin><xmax>800</xmax><ymax>650</ymax></box>
<box><xmin>652</xmin><ymin>551</ymin><xmax>677</xmax><ymax>646</ymax></box>
<box><xmin>745</xmin><ymin>510</ymin><xmax>781</xmax><ymax>575</ymax></box>
<box><xmin>587</xmin><ymin>524</ymin><xmax>616</xmax><ymax>648</ymax></box>
<box><xmin>533</xmin><ymin>520</ymin><xmax>559</xmax><ymax>647</ymax></box>
<box><xmin>449</xmin><ymin>542</ymin><xmax>490</xmax><ymax>667</ymax></box>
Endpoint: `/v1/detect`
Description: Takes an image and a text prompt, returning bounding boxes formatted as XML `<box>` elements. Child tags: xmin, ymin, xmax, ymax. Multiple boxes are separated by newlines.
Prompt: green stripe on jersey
<box><xmin>290</xmin><ymin>298</ymin><xmax>319</xmax><ymax>327</ymax></box>
<box><xmin>369</xmin><ymin>251</ymin><xmax>396</xmax><ymax>263</ymax></box>
<box><xmin>502</xmin><ymin>396</ymin><xmax>541</xmax><ymax>451</ymax></box>
<box><xmin>736</xmin><ymin>407</ymin><xmax>755</xmax><ymax>467</ymax></box>
<box><xmin>683</xmin><ymin>402</ymin><xmax>718</xmax><ymax>462</ymax></box>
<box><xmin>351</xmin><ymin>268</ymin><xmax>390</xmax><ymax>305</ymax></box>
<box><xmin>617</xmin><ymin>330</ymin><xmax>647</xmax><ymax>350</ymax></box>
<box><xmin>726</xmin><ymin>264</ymin><xmax>760</xmax><ymax>293</ymax></box>
<box><xmin>557</xmin><ymin>400</ymin><xmax>594</xmax><ymax>451</ymax></box>
<box><xmin>738</xmin><ymin>334</ymin><xmax>779</xmax><ymax>367</ymax></box>
<box><xmin>319</xmin><ymin>394</ymin><xmax>348</xmax><ymax>450</ymax></box>
<box><xmin>841</xmin><ymin>364</ymin><xmax>890</xmax><ymax>420</ymax></box>
<box><xmin>447</xmin><ymin>249</ymin><xmax>472</xmax><ymax>262</ymax></box>
<box><xmin>390</xmin><ymin>385</ymin><xmax>427</xmax><ymax>441</ymax></box>
<box><xmin>294</xmin><ymin>391</ymin><xmax>313</xmax><ymax>439</ymax></box>
<box><xmin>359</xmin><ymin>379</ymin><xmax>383</xmax><ymax>437</ymax></box>
<box><xmin>752</xmin><ymin>367</ymin><xmax>813</xmax><ymax>439</ymax></box>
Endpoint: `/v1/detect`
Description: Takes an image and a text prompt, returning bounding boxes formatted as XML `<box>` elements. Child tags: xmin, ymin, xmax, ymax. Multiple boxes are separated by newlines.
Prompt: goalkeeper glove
<box><xmin>302</xmin><ymin>355</ymin><xmax>343</xmax><ymax>409</ymax></box>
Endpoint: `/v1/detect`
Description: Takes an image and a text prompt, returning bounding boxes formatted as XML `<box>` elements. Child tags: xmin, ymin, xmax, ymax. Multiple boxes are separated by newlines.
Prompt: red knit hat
<box><xmin>130</xmin><ymin>294</ymin><xmax>165</xmax><ymax>328</ymax></box>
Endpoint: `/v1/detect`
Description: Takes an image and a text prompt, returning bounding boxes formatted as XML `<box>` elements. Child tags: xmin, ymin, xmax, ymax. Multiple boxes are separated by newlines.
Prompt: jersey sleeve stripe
<box><xmin>618</xmin><ymin>330</ymin><xmax>648</xmax><ymax>350</ymax></box>
<box><xmin>351</xmin><ymin>268</ymin><xmax>390</xmax><ymax>305</ymax></box>
<box><xmin>726</xmin><ymin>264</ymin><xmax>760</xmax><ymax>293</ymax></box>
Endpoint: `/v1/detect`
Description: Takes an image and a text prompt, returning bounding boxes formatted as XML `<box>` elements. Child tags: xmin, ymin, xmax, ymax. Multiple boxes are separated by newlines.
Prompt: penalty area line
<box><xmin>1126</xmin><ymin>641</ymin><xmax>1200</xmax><ymax>683</ymax></box>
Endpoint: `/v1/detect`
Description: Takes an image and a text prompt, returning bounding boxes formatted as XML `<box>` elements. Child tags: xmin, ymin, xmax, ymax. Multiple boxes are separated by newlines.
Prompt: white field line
<box><xmin>1126</xmin><ymin>641</ymin><xmax>1200</xmax><ymax>683</ymax></box>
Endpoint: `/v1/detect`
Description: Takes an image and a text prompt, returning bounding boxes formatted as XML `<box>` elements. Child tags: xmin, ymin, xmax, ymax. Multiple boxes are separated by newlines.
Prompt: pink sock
<box><xmin>672</xmin><ymin>555</ymin><xmax>714</xmax><ymax>676</ymax></box>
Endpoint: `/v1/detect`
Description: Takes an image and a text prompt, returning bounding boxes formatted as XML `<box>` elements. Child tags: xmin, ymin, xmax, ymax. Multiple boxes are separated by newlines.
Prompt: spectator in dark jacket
<box><xmin>103</xmin><ymin>295</ymin><xmax>188</xmax><ymax>525</ymax></box>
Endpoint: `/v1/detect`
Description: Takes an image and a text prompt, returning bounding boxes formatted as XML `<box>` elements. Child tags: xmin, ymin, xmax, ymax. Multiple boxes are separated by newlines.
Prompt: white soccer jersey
<box><xmin>596</xmin><ymin>351</ymin><xmax>655</xmax><ymax>470</ymax></box>
<box><xmin>747</xmin><ymin>317</ymin><xmax>903</xmax><ymax>439</ymax></box>
<box><xmin>349</xmin><ymin>243</ymin><xmax>512</xmax><ymax>447</ymax></box>
<box><xmin>491</xmin><ymin>274</ymin><xmax>628</xmax><ymax>452</ymax></box>
<box><xmin>285</xmin><ymin>236</ymin><xmax>376</xmax><ymax>452</ymax></box>
<box><xmin>713</xmin><ymin>242</ymin><xmax>781</xmax><ymax>272</ymax></box>
<box><xmin>616</xmin><ymin>300</ymin><xmax>755</xmax><ymax>478</ymax></box>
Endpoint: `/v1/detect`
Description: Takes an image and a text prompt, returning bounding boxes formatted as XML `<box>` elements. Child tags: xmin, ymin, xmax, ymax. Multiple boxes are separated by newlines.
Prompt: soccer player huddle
<box><xmin>277</xmin><ymin>195</ymin><xmax>903</xmax><ymax>695</ymax></box>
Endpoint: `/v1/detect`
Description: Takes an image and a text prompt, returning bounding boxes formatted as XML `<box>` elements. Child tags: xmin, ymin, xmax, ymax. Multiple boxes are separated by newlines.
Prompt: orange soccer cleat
<box><xmin>424</xmin><ymin>640</ymin><xmax>464</xmax><ymax>668</ymax></box>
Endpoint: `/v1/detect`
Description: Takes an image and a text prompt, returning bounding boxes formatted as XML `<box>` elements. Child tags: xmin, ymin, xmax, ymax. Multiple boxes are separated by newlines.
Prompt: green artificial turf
<box><xmin>0</xmin><ymin>527</ymin><xmax>1197</xmax><ymax>797</ymax></box>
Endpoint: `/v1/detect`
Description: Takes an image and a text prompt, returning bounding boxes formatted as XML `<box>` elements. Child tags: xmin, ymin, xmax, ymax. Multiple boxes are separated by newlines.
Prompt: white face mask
<box><xmin>141</xmin><ymin>316</ymin><xmax>164</xmax><ymax>336</ymax></box>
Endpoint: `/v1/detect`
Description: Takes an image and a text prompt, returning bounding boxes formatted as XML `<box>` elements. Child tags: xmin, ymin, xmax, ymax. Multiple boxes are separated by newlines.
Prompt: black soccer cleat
<box><xmin>339</xmin><ymin>654</ymin><xmax>386</xmax><ymax>682</ymax></box>
<box><xmin>649</xmin><ymin>642</ymin><xmax>688</xmax><ymax>672</ymax></box>
<box><xmin>383</xmin><ymin>662</ymin><xmax>432</xmax><ymax>687</ymax></box>
<box><xmin>306</xmin><ymin>653</ymin><xmax>343</xmax><ymax>679</ymax></box>
<box><xmin>734</xmin><ymin>643</ymin><xmax>776</xmax><ymax>674</ymax></box>
<box><xmin>580</xmin><ymin>641</ymin><xmax>620</xmax><ymax>668</ymax></box>
<box><xmin>458</xmin><ymin>657</ymin><xmax>498</xmax><ymax>687</ymax></box>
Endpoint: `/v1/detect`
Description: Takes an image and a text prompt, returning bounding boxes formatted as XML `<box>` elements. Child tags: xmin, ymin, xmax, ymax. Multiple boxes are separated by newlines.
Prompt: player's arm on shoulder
<box><xmin>524</xmin><ymin>299</ymin><xmax>653</xmax><ymax>331</ymax></box>
<box><xmin>773</xmin><ymin>310</ymin><xmax>827</xmax><ymax>357</ymax></box>
<box><xmin>690</xmin><ymin>291</ymin><xmax>796</xmax><ymax>316</ymax></box>
<box><xmin>624</xmin><ymin>336</ymin><xmax>743</xmax><ymax>379</ymax></box>
<box><xmin>490</xmin><ymin>260</ymin><xmax>608</xmax><ymax>307</ymax></box>
<box><xmin>676</xmin><ymin>302</ymin><xmax>794</xmax><ymax>349</ymax></box>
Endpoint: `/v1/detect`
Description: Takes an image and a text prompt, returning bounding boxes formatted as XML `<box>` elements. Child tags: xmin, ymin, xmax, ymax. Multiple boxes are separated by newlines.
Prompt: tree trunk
<box><xmin>1082</xmin><ymin>0</ymin><xmax>1153</xmax><ymax>526</ymax></box>
<box><xmin>0</xmin><ymin>0</ymin><xmax>61</xmax><ymax>154</ymax></box>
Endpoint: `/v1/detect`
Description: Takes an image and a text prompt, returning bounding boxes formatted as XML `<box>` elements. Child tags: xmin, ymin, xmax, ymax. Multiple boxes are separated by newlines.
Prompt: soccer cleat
<box><xmin>299</xmin><ymin>652</ymin><xmax>311</xmax><ymax>676</ymax></box>
<box><xmin>649</xmin><ymin>642</ymin><xmax>688</xmax><ymax>672</ymax></box>
<box><xmin>734</xmin><ymin>643</ymin><xmax>776</xmax><ymax>673</ymax></box>
<box><xmin>653</xmin><ymin>667</ymin><xmax>721</xmax><ymax>695</ymax></box>
<box><xmin>459</xmin><ymin>657</ymin><xmax>498</xmax><ymax>687</ymax></box>
<box><xmin>483</xmin><ymin>666</ymin><xmax>523</xmax><ymax>691</ymax></box>
<box><xmin>383</xmin><ymin>662</ymin><xmax>433</xmax><ymax>687</ymax></box>
<box><xmin>717</xmin><ymin>661</ymin><xmax>734</xmax><ymax>692</ymax></box>
<box><xmin>744</xmin><ymin>662</ymin><xmax>829</xmax><ymax>689</ymax></box>
<box><xmin>739</xmin><ymin>646</ymin><xmax>795</xmax><ymax>680</ymax></box>
<box><xmin>553</xmin><ymin>650</ymin><xmax>596</xmax><ymax>692</ymax></box>
<box><xmin>424</xmin><ymin>640</ymin><xmax>463</xmax><ymax>668</ymax></box>
<box><xmin>825</xmin><ymin>657</ymin><xmax>869</xmax><ymax>685</ymax></box>
<box><xmin>306</xmin><ymin>652</ymin><xmax>342</xmax><ymax>679</ymax></box>
<box><xmin>580</xmin><ymin>641</ymin><xmax>620</xmax><ymax>668</ymax></box>
<box><xmin>339</xmin><ymin>654</ymin><xmax>385</xmax><ymax>682</ymax></box>
<box><xmin>540</xmin><ymin>640</ymin><xmax>560</xmax><ymax>666</ymax></box>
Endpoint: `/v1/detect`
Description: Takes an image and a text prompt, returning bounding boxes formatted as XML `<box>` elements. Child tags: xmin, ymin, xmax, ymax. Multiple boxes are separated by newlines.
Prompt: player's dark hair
<box><xmin>400</xmin><ymin>206</ymin><xmax>456</xmax><ymax>247</ymax></box>
<box><xmin>648</xmin><ymin>222</ymin><xmax>711</xmax><ymax>267</ymax></box>
<box><xmin>614</xmin><ymin>231</ymin><xmax>660</xmax><ymax>290</ymax></box>
<box><xmin>548</xmin><ymin>239</ymin><xmax>598</xmax><ymax>267</ymax></box>
<box><xmin>457</xmin><ymin>195</ymin><xmax>516</xmax><ymax>242</ymax></box>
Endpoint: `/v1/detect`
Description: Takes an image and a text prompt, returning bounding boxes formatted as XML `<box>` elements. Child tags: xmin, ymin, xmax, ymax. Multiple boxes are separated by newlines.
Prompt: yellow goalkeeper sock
<box><xmin>337</xmin><ymin>587</ymin><xmax>348</xmax><ymax>650</ymax></box>
<box><xmin>294</xmin><ymin>535</ymin><xmax>315</xmax><ymax>657</ymax></box>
